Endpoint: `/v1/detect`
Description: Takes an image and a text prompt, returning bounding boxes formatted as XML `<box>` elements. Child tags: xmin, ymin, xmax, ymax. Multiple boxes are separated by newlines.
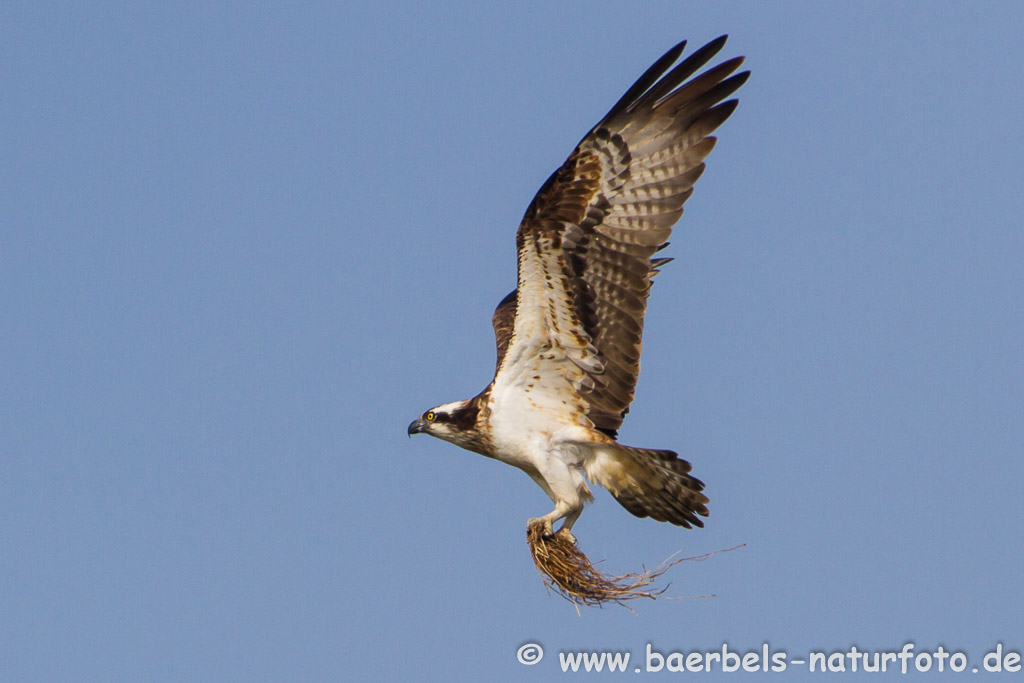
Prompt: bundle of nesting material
<box><xmin>526</xmin><ymin>522</ymin><xmax>743</xmax><ymax>610</ymax></box>
<box><xmin>526</xmin><ymin>523</ymin><xmax>677</xmax><ymax>609</ymax></box>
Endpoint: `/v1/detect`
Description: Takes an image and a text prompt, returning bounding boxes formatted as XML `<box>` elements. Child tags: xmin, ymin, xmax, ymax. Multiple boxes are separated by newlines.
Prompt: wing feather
<box><xmin>492</xmin><ymin>37</ymin><xmax>747</xmax><ymax>434</ymax></box>
<box><xmin>491</xmin><ymin>290</ymin><xmax>517</xmax><ymax>373</ymax></box>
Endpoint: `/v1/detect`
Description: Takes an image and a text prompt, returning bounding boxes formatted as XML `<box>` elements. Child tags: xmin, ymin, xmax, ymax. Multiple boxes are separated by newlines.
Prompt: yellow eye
<box><xmin>426</xmin><ymin>411</ymin><xmax>436</xmax><ymax>422</ymax></box>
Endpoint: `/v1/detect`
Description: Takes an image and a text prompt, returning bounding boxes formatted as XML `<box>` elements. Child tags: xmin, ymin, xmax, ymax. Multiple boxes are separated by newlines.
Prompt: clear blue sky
<box><xmin>3</xmin><ymin>2</ymin><xmax>1022</xmax><ymax>680</ymax></box>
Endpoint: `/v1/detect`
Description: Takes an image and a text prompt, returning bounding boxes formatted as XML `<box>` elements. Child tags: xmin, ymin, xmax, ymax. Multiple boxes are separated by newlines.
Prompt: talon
<box><xmin>527</xmin><ymin>517</ymin><xmax>555</xmax><ymax>538</ymax></box>
<box><xmin>556</xmin><ymin>528</ymin><xmax>577</xmax><ymax>545</ymax></box>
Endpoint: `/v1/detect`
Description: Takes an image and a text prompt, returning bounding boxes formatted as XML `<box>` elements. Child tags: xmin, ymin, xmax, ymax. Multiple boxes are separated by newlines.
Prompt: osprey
<box><xmin>409</xmin><ymin>36</ymin><xmax>747</xmax><ymax>539</ymax></box>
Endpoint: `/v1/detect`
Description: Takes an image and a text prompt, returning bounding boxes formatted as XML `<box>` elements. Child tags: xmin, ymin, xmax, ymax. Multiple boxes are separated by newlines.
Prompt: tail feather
<box><xmin>585</xmin><ymin>444</ymin><xmax>708</xmax><ymax>528</ymax></box>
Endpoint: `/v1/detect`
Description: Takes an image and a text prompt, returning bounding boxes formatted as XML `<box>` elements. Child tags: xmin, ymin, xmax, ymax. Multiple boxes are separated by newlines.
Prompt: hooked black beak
<box><xmin>407</xmin><ymin>418</ymin><xmax>426</xmax><ymax>437</ymax></box>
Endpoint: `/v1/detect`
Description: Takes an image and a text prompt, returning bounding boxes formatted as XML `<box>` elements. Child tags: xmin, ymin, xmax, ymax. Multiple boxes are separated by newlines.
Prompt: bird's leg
<box><xmin>528</xmin><ymin>500</ymin><xmax>581</xmax><ymax>540</ymax></box>
<box><xmin>556</xmin><ymin>506</ymin><xmax>583</xmax><ymax>544</ymax></box>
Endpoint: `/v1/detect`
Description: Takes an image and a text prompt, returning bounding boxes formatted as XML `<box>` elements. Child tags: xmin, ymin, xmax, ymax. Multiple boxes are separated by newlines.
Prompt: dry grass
<box><xmin>527</xmin><ymin>522</ymin><xmax>743</xmax><ymax>611</ymax></box>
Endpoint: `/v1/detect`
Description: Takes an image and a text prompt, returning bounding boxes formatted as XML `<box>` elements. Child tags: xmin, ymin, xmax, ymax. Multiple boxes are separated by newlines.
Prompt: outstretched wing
<box><xmin>491</xmin><ymin>290</ymin><xmax>517</xmax><ymax>374</ymax></box>
<box><xmin>494</xmin><ymin>36</ymin><xmax>748</xmax><ymax>434</ymax></box>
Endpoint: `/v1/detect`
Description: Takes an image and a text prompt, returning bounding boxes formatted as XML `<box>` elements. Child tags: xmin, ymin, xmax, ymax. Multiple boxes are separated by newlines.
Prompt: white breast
<box><xmin>486</xmin><ymin>376</ymin><xmax>593</xmax><ymax>472</ymax></box>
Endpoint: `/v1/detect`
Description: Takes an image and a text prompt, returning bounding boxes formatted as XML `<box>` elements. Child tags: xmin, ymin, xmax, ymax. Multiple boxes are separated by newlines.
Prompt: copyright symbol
<box><xmin>517</xmin><ymin>642</ymin><xmax>543</xmax><ymax>665</ymax></box>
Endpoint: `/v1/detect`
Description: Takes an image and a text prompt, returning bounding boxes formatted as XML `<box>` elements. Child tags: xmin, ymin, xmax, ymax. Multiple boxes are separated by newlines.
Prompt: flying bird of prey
<box><xmin>409</xmin><ymin>36</ymin><xmax>747</xmax><ymax>539</ymax></box>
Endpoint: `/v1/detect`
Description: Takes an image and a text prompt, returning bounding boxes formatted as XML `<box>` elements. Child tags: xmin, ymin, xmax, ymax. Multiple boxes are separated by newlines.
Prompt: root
<box><xmin>526</xmin><ymin>522</ymin><xmax>743</xmax><ymax>611</ymax></box>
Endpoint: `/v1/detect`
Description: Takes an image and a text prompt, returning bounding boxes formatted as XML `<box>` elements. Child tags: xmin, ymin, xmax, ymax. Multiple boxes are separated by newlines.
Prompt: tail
<box><xmin>584</xmin><ymin>444</ymin><xmax>709</xmax><ymax>528</ymax></box>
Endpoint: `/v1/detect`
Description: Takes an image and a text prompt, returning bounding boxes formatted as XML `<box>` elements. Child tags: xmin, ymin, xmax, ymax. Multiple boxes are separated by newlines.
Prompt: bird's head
<box><xmin>407</xmin><ymin>400</ymin><xmax>471</xmax><ymax>443</ymax></box>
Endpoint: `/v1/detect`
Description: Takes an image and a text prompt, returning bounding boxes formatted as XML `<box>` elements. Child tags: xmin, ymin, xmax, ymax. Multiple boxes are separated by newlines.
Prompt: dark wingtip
<box><xmin>598</xmin><ymin>38</ymin><xmax>689</xmax><ymax>122</ymax></box>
